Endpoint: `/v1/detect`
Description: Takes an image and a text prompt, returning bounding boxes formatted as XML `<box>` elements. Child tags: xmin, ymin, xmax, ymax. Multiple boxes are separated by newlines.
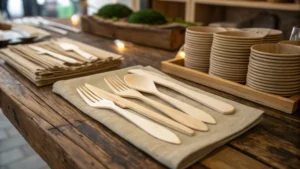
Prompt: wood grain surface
<box><xmin>0</xmin><ymin>18</ymin><xmax>299</xmax><ymax>169</ymax></box>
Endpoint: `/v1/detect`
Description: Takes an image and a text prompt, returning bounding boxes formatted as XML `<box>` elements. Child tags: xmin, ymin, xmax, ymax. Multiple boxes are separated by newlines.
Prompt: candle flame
<box><xmin>175</xmin><ymin>45</ymin><xmax>185</xmax><ymax>59</ymax></box>
<box><xmin>179</xmin><ymin>51</ymin><xmax>185</xmax><ymax>58</ymax></box>
<box><xmin>71</xmin><ymin>14</ymin><xmax>80</xmax><ymax>26</ymax></box>
<box><xmin>114</xmin><ymin>40</ymin><xmax>125</xmax><ymax>50</ymax></box>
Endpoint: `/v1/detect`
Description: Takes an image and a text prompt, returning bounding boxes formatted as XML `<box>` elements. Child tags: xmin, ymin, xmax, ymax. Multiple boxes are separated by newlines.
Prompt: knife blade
<box><xmin>85</xmin><ymin>83</ymin><xmax>195</xmax><ymax>136</ymax></box>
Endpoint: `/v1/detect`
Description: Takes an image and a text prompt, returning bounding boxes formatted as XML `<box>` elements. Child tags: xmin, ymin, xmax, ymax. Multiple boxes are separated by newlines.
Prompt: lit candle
<box><xmin>71</xmin><ymin>14</ymin><xmax>80</xmax><ymax>26</ymax></box>
<box><xmin>178</xmin><ymin>51</ymin><xmax>185</xmax><ymax>58</ymax></box>
<box><xmin>114</xmin><ymin>39</ymin><xmax>125</xmax><ymax>50</ymax></box>
<box><xmin>176</xmin><ymin>45</ymin><xmax>185</xmax><ymax>59</ymax></box>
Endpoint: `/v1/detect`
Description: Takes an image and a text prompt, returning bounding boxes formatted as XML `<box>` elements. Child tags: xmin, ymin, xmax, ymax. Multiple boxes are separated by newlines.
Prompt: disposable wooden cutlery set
<box><xmin>76</xmin><ymin>69</ymin><xmax>235</xmax><ymax>144</ymax></box>
<box><xmin>0</xmin><ymin>38</ymin><xmax>122</xmax><ymax>86</ymax></box>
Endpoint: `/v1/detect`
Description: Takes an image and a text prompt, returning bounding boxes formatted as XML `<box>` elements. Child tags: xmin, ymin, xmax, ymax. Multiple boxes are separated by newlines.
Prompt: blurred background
<box><xmin>0</xmin><ymin>0</ymin><xmax>150</xmax><ymax>18</ymax></box>
<box><xmin>0</xmin><ymin>0</ymin><xmax>299</xmax><ymax>39</ymax></box>
<box><xmin>0</xmin><ymin>1</ymin><xmax>299</xmax><ymax>169</ymax></box>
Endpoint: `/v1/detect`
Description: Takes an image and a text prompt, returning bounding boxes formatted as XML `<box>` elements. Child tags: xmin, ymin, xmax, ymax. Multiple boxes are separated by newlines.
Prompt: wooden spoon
<box><xmin>124</xmin><ymin>74</ymin><xmax>216</xmax><ymax>124</ymax></box>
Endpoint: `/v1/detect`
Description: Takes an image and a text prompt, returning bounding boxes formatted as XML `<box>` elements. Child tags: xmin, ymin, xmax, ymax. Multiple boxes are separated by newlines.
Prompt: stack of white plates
<box><xmin>184</xmin><ymin>26</ymin><xmax>226</xmax><ymax>72</ymax></box>
<box><xmin>247</xmin><ymin>44</ymin><xmax>300</xmax><ymax>97</ymax></box>
<box><xmin>209</xmin><ymin>31</ymin><xmax>264</xmax><ymax>83</ymax></box>
<box><xmin>242</xmin><ymin>28</ymin><xmax>282</xmax><ymax>43</ymax></box>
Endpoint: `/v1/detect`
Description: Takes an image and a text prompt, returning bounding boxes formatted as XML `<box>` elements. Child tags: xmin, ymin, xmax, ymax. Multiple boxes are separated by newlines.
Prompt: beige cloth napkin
<box><xmin>53</xmin><ymin>66</ymin><xmax>263</xmax><ymax>169</ymax></box>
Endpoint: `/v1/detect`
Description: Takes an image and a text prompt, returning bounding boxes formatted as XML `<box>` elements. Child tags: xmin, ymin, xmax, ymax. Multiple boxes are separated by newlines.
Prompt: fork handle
<box><xmin>128</xmin><ymin>103</ymin><xmax>195</xmax><ymax>136</ymax></box>
<box><xmin>109</xmin><ymin>105</ymin><xmax>181</xmax><ymax>144</ymax></box>
<box><xmin>138</xmin><ymin>95</ymin><xmax>208</xmax><ymax>131</ymax></box>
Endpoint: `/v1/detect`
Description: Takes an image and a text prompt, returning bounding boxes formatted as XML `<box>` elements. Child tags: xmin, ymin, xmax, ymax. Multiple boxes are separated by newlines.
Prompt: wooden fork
<box><xmin>76</xmin><ymin>86</ymin><xmax>181</xmax><ymax>144</ymax></box>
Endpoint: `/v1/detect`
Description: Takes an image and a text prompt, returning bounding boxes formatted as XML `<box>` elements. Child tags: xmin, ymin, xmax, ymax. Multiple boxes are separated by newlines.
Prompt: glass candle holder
<box><xmin>290</xmin><ymin>26</ymin><xmax>300</xmax><ymax>41</ymax></box>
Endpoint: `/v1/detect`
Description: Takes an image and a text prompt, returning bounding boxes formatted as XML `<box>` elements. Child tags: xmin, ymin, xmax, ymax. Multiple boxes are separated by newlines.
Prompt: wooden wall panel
<box><xmin>153</xmin><ymin>0</ymin><xmax>186</xmax><ymax>19</ymax></box>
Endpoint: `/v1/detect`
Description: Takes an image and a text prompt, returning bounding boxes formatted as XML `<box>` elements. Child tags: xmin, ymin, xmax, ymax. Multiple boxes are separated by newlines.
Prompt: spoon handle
<box><xmin>153</xmin><ymin>91</ymin><xmax>216</xmax><ymax>124</ymax></box>
<box><xmin>73</xmin><ymin>48</ymin><xmax>97</xmax><ymax>60</ymax></box>
<box><xmin>138</xmin><ymin>95</ymin><xmax>208</xmax><ymax>131</ymax></box>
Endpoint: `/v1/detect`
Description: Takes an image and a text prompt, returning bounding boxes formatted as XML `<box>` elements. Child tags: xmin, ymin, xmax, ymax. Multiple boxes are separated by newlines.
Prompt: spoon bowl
<box><xmin>124</xmin><ymin>74</ymin><xmax>158</xmax><ymax>93</ymax></box>
<box><xmin>56</xmin><ymin>41</ymin><xmax>97</xmax><ymax>60</ymax></box>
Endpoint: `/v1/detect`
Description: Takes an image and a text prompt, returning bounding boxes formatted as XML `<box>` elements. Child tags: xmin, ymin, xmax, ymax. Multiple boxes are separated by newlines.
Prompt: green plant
<box><xmin>166</xmin><ymin>17</ymin><xmax>197</xmax><ymax>26</ymax></box>
<box><xmin>128</xmin><ymin>9</ymin><xmax>167</xmax><ymax>25</ymax></box>
<box><xmin>96</xmin><ymin>4</ymin><xmax>133</xmax><ymax>18</ymax></box>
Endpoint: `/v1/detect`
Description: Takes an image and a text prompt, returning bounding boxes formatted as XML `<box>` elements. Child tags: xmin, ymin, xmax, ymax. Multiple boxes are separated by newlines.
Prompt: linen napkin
<box><xmin>53</xmin><ymin>66</ymin><xmax>263</xmax><ymax>169</ymax></box>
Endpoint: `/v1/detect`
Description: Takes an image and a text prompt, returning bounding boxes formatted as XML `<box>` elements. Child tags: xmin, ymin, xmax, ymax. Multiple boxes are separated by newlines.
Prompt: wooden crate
<box><xmin>81</xmin><ymin>15</ymin><xmax>185</xmax><ymax>50</ymax></box>
<box><xmin>161</xmin><ymin>58</ymin><xmax>300</xmax><ymax>114</ymax></box>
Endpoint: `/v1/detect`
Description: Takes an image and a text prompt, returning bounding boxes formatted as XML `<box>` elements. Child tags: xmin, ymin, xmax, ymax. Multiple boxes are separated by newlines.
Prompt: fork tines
<box><xmin>104</xmin><ymin>75</ymin><xmax>130</xmax><ymax>92</ymax></box>
<box><xmin>77</xmin><ymin>86</ymin><xmax>103</xmax><ymax>103</ymax></box>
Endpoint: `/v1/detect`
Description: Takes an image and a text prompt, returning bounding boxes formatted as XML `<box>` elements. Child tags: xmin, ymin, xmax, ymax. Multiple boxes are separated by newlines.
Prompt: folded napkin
<box><xmin>0</xmin><ymin>38</ymin><xmax>122</xmax><ymax>86</ymax></box>
<box><xmin>53</xmin><ymin>66</ymin><xmax>263</xmax><ymax>169</ymax></box>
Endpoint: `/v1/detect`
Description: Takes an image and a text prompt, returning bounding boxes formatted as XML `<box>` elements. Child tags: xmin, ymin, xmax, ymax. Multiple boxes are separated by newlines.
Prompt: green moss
<box><xmin>166</xmin><ymin>17</ymin><xmax>197</xmax><ymax>26</ymax></box>
<box><xmin>111</xmin><ymin>17</ymin><xmax>120</xmax><ymax>22</ymax></box>
<box><xmin>96</xmin><ymin>4</ymin><xmax>133</xmax><ymax>18</ymax></box>
<box><xmin>128</xmin><ymin>9</ymin><xmax>167</xmax><ymax>25</ymax></box>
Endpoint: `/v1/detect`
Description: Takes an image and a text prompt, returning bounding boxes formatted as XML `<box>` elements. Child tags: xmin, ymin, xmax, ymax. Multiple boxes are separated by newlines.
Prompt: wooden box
<box><xmin>161</xmin><ymin>58</ymin><xmax>300</xmax><ymax>114</ymax></box>
<box><xmin>81</xmin><ymin>15</ymin><xmax>185</xmax><ymax>50</ymax></box>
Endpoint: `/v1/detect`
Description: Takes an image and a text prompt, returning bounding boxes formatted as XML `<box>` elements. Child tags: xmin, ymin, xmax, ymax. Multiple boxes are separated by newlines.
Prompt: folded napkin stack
<box><xmin>13</xmin><ymin>24</ymin><xmax>51</xmax><ymax>38</ymax></box>
<box><xmin>53</xmin><ymin>66</ymin><xmax>263</xmax><ymax>169</ymax></box>
<box><xmin>0</xmin><ymin>38</ymin><xmax>122</xmax><ymax>86</ymax></box>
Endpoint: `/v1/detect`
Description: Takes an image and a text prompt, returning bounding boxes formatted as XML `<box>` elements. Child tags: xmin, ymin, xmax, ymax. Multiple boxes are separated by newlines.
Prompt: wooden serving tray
<box><xmin>161</xmin><ymin>58</ymin><xmax>300</xmax><ymax>114</ymax></box>
<box><xmin>81</xmin><ymin>15</ymin><xmax>185</xmax><ymax>50</ymax></box>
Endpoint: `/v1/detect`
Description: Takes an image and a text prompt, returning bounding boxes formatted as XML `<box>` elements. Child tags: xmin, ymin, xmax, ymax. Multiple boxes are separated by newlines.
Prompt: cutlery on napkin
<box><xmin>52</xmin><ymin>66</ymin><xmax>264</xmax><ymax>169</ymax></box>
<box><xmin>36</xmin><ymin>17</ymin><xmax>81</xmax><ymax>33</ymax></box>
<box><xmin>15</xmin><ymin>17</ymin><xmax>68</xmax><ymax>35</ymax></box>
<box><xmin>28</xmin><ymin>45</ymin><xmax>78</xmax><ymax>64</ymax></box>
<box><xmin>55</xmin><ymin>41</ymin><xmax>98</xmax><ymax>60</ymax></box>
<box><xmin>124</xmin><ymin>74</ymin><xmax>216</xmax><ymax>124</ymax></box>
<box><xmin>128</xmin><ymin>69</ymin><xmax>235</xmax><ymax>114</ymax></box>
<box><xmin>77</xmin><ymin>86</ymin><xmax>181</xmax><ymax>144</ymax></box>
<box><xmin>85</xmin><ymin>83</ymin><xmax>195</xmax><ymax>136</ymax></box>
<box><xmin>104</xmin><ymin>75</ymin><xmax>208</xmax><ymax>131</ymax></box>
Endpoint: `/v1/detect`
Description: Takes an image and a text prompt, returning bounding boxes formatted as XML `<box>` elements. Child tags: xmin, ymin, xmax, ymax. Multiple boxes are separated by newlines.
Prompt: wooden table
<box><xmin>0</xmin><ymin>19</ymin><xmax>299</xmax><ymax>169</ymax></box>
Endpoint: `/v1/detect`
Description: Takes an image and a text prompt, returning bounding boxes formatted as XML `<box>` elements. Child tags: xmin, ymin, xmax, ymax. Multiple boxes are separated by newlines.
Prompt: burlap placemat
<box><xmin>53</xmin><ymin>66</ymin><xmax>263</xmax><ymax>169</ymax></box>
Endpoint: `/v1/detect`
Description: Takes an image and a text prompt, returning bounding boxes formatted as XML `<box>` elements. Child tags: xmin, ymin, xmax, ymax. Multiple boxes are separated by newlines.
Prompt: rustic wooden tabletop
<box><xmin>0</xmin><ymin>18</ymin><xmax>299</xmax><ymax>169</ymax></box>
